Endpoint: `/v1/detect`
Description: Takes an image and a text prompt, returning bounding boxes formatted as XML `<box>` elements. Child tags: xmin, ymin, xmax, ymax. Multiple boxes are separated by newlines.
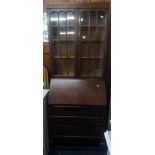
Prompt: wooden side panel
<box><xmin>48</xmin><ymin>105</ymin><xmax>107</xmax><ymax>116</ymax></box>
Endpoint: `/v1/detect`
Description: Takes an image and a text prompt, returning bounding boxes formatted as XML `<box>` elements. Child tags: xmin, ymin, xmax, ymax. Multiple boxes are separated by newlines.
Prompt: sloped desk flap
<box><xmin>48</xmin><ymin>79</ymin><xmax>107</xmax><ymax>106</ymax></box>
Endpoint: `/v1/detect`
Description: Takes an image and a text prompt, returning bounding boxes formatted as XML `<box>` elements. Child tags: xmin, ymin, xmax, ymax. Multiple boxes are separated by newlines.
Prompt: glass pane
<box><xmin>59</xmin><ymin>12</ymin><xmax>67</xmax><ymax>41</ymax></box>
<box><xmin>90</xmin><ymin>11</ymin><xmax>96</xmax><ymax>25</ymax></box>
<box><xmin>59</xmin><ymin>12</ymin><xmax>66</xmax><ymax>26</ymax></box>
<box><xmin>81</xmin><ymin>27</ymin><xmax>88</xmax><ymax>41</ymax></box>
<box><xmin>81</xmin><ymin>43</ymin><xmax>88</xmax><ymax>58</ymax></box>
<box><xmin>67</xmin><ymin>12</ymin><xmax>75</xmax><ymax>26</ymax></box>
<box><xmin>68</xmin><ymin>59</ymin><xmax>75</xmax><ymax>76</ymax></box>
<box><xmin>67</xmin><ymin>26</ymin><xmax>75</xmax><ymax>41</ymax></box>
<box><xmin>61</xmin><ymin>59</ymin><xmax>68</xmax><ymax>76</ymax></box>
<box><xmin>80</xmin><ymin>11</ymin><xmax>89</xmax><ymax>25</ymax></box>
<box><xmin>61</xmin><ymin>43</ymin><xmax>67</xmax><ymax>58</ymax></box>
<box><xmin>60</xmin><ymin>26</ymin><xmax>66</xmax><ymax>41</ymax></box>
<box><xmin>68</xmin><ymin>44</ymin><xmax>75</xmax><ymax>58</ymax></box>
<box><xmin>88</xmin><ymin>60</ymin><xmax>94</xmax><ymax>76</ymax></box>
<box><xmin>80</xmin><ymin>60</ymin><xmax>88</xmax><ymax>77</ymax></box>
<box><xmin>53</xmin><ymin>42</ymin><xmax>60</xmax><ymax>58</ymax></box>
<box><xmin>96</xmin><ymin>43</ymin><xmax>104</xmax><ymax>58</ymax></box>
<box><xmin>52</xmin><ymin>27</ymin><xmax>59</xmax><ymax>40</ymax></box>
<box><xmin>95</xmin><ymin>60</ymin><xmax>103</xmax><ymax>77</ymax></box>
<box><xmin>97</xmin><ymin>11</ymin><xmax>106</xmax><ymax>25</ymax></box>
<box><xmin>50</xmin><ymin>12</ymin><xmax>58</xmax><ymax>26</ymax></box>
<box><xmin>97</xmin><ymin>27</ymin><xmax>105</xmax><ymax>41</ymax></box>
<box><xmin>53</xmin><ymin>59</ymin><xmax>61</xmax><ymax>76</ymax></box>
<box><xmin>88</xmin><ymin>43</ymin><xmax>95</xmax><ymax>58</ymax></box>
<box><xmin>89</xmin><ymin>27</ymin><xmax>96</xmax><ymax>41</ymax></box>
<box><xmin>51</xmin><ymin>11</ymin><xmax>76</xmax><ymax>77</ymax></box>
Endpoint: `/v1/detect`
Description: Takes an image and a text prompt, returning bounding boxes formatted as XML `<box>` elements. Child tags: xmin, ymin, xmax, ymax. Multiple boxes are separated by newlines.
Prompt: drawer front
<box><xmin>48</xmin><ymin>116</ymin><xmax>106</xmax><ymax>127</ymax></box>
<box><xmin>49</xmin><ymin>136</ymin><xmax>105</xmax><ymax>149</ymax></box>
<box><xmin>48</xmin><ymin>105</ymin><xmax>107</xmax><ymax>117</ymax></box>
<box><xmin>49</xmin><ymin>125</ymin><xmax>105</xmax><ymax>137</ymax></box>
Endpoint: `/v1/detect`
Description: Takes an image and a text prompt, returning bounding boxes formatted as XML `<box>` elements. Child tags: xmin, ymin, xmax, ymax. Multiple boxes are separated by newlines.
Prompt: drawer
<box><xmin>49</xmin><ymin>136</ymin><xmax>106</xmax><ymax>149</ymax></box>
<box><xmin>48</xmin><ymin>105</ymin><xmax>107</xmax><ymax>117</ymax></box>
<box><xmin>48</xmin><ymin>116</ymin><xmax>106</xmax><ymax>127</ymax></box>
<box><xmin>49</xmin><ymin>125</ymin><xmax>105</xmax><ymax>137</ymax></box>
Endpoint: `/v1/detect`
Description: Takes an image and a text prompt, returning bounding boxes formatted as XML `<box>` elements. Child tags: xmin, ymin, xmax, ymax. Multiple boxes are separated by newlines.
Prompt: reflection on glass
<box><xmin>80</xmin><ymin>11</ymin><xmax>89</xmax><ymax>25</ymax></box>
<box><xmin>68</xmin><ymin>59</ymin><xmax>75</xmax><ymax>76</ymax></box>
<box><xmin>61</xmin><ymin>59</ymin><xmax>68</xmax><ymax>76</ymax></box>
<box><xmin>82</xmin><ymin>36</ymin><xmax>86</xmax><ymax>39</ymax></box>
<box><xmin>97</xmin><ymin>11</ymin><xmax>105</xmax><ymax>25</ymax></box>
<box><xmin>59</xmin><ymin>12</ymin><xmax>66</xmax><ymax>26</ymax></box>
<box><xmin>60</xmin><ymin>26</ymin><xmax>66</xmax><ymax>41</ymax></box>
<box><xmin>67</xmin><ymin>12</ymin><xmax>75</xmax><ymax>26</ymax></box>
<box><xmin>90</xmin><ymin>11</ymin><xmax>96</xmax><ymax>25</ymax></box>
<box><xmin>67</xmin><ymin>26</ymin><xmax>75</xmax><ymax>41</ymax></box>
<box><xmin>81</xmin><ymin>27</ymin><xmax>88</xmax><ymax>40</ymax></box>
<box><xmin>50</xmin><ymin>12</ymin><xmax>58</xmax><ymax>26</ymax></box>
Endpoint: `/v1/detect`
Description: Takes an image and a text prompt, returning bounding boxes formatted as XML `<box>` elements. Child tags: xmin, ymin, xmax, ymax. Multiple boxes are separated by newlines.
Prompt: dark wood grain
<box><xmin>50</xmin><ymin>135</ymin><xmax>106</xmax><ymax>150</ymax></box>
<box><xmin>48</xmin><ymin>116</ymin><xmax>106</xmax><ymax>126</ymax></box>
<box><xmin>47</xmin><ymin>2</ymin><xmax>110</xmax><ymax>9</ymax></box>
<box><xmin>49</xmin><ymin>125</ymin><xmax>105</xmax><ymax>137</ymax></box>
<box><xmin>48</xmin><ymin>0</ymin><xmax>111</xmax><ymax>3</ymax></box>
<box><xmin>48</xmin><ymin>105</ymin><xmax>107</xmax><ymax>116</ymax></box>
<box><xmin>48</xmin><ymin>79</ymin><xmax>107</xmax><ymax>105</ymax></box>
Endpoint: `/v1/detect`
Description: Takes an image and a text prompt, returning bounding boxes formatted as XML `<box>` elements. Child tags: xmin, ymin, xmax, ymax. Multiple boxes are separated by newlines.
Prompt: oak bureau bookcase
<box><xmin>46</xmin><ymin>2</ymin><xmax>110</xmax><ymax>150</ymax></box>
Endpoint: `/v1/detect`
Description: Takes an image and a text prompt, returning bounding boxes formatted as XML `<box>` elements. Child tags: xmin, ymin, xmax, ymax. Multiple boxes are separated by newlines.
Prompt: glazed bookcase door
<box><xmin>49</xmin><ymin>9</ymin><xmax>77</xmax><ymax>77</ymax></box>
<box><xmin>79</xmin><ymin>9</ymin><xmax>108</xmax><ymax>77</ymax></box>
<box><xmin>48</xmin><ymin>7</ymin><xmax>109</xmax><ymax>78</ymax></box>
